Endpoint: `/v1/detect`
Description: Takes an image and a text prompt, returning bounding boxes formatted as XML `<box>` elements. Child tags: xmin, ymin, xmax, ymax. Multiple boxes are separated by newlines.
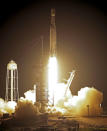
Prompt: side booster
<box><xmin>50</xmin><ymin>8</ymin><xmax>56</xmax><ymax>57</ymax></box>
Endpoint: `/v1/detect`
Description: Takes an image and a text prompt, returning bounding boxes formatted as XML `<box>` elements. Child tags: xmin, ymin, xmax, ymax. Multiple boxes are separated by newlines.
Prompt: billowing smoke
<box><xmin>20</xmin><ymin>89</ymin><xmax>35</xmax><ymax>104</ymax></box>
<box><xmin>0</xmin><ymin>79</ymin><xmax>103</xmax><ymax>117</ymax></box>
<box><xmin>51</xmin><ymin>86</ymin><xmax>103</xmax><ymax>116</ymax></box>
<box><xmin>0</xmin><ymin>86</ymin><xmax>103</xmax><ymax>117</ymax></box>
<box><xmin>14</xmin><ymin>100</ymin><xmax>39</xmax><ymax>120</ymax></box>
<box><xmin>71</xmin><ymin>87</ymin><xmax>103</xmax><ymax>116</ymax></box>
<box><xmin>0</xmin><ymin>89</ymin><xmax>36</xmax><ymax>117</ymax></box>
<box><xmin>14</xmin><ymin>89</ymin><xmax>40</xmax><ymax>120</ymax></box>
<box><xmin>0</xmin><ymin>98</ymin><xmax>16</xmax><ymax>116</ymax></box>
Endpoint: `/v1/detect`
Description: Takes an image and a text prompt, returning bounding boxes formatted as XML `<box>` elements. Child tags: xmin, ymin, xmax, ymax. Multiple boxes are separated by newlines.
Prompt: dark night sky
<box><xmin>0</xmin><ymin>0</ymin><xmax>107</xmax><ymax>108</ymax></box>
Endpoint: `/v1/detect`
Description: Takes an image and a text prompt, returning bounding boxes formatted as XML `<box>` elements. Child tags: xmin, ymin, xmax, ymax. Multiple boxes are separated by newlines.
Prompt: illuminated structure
<box><xmin>5</xmin><ymin>60</ymin><xmax>19</xmax><ymax>102</ymax></box>
<box><xmin>36</xmin><ymin>37</ymin><xmax>48</xmax><ymax>107</ymax></box>
<box><xmin>64</xmin><ymin>70</ymin><xmax>75</xmax><ymax>96</ymax></box>
<box><xmin>50</xmin><ymin>8</ymin><xmax>56</xmax><ymax>57</ymax></box>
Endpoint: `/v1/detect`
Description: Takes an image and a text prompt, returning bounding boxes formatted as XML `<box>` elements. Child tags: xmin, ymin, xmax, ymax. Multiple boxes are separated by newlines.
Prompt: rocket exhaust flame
<box><xmin>48</xmin><ymin>56</ymin><xmax>58</xmax><ymax>106</ymax></box>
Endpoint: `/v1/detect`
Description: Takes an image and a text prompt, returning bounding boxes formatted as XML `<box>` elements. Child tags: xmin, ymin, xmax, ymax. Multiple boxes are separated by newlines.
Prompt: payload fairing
<box><xmin>50</xmin><ymin>8</ymin><xmax>56</xmax><ymax>57</ymax></box>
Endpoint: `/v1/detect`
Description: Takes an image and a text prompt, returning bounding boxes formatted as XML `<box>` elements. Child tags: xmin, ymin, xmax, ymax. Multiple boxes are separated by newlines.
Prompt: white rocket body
<box><xmin>50</xmin><ymin>8</ymin><xmax>56</xmax><ymax>57</ymax></box>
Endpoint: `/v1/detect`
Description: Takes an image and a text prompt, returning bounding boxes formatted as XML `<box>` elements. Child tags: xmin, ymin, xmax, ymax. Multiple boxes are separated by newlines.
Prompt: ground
<box><xmin>0</xmin><ymin>115</ymin><xmax>107</xmax><ymax>130</ymax></box>
<box><xmin>48</xmin><ymin>116</ymin><xmax>107</xmax><ymax>129</ymax></box>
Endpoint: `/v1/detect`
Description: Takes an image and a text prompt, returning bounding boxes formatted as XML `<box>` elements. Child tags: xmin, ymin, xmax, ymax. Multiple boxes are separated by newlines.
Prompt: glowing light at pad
<box><xmin>48</xmin><ymin>57</ymin><xmax>58</xmax><ymax>106</ymax></box>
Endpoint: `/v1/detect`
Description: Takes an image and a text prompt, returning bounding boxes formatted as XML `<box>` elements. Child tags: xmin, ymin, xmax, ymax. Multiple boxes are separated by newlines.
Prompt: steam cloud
<box><xmin>53</xmin><ymin>86</ymin><xmax>103</xmax><ymax>116</ymax></box>
<box><xmin>0</xmin><ymin>98</ymin><xmax>16</xmax><ymax>116</ymax></box>
<box><xmin>0</xmin><ymin>86</ymin><xmax>103</xmax><ymax>117</ymax></box>
<box><xmin>14</xmin><ymin>100</ymin><xmax>39</xmax><ymax>120</ymax></box>
<box><xmin>0</xmin><ymin>89</ymin><xmax>36</xmax><ymax>117</ymax></box>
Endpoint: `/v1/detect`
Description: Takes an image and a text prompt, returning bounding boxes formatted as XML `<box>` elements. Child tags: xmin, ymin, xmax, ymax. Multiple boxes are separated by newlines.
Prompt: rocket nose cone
<box><xmin>51</xmin><ymin>8</ymin><xmax>55</xmax><ymax>16</ymax></box>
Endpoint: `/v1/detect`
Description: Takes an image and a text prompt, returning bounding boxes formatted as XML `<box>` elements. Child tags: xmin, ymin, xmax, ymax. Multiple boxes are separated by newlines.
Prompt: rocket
<box><xmin>50</xmin><ymin>8</ymin><xmax>56</xmax><ymax>57</ymax></box>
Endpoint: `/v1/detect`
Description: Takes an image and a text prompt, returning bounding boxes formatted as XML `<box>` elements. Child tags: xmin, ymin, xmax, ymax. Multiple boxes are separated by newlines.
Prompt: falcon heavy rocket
<box><xmin>50</xmin><ymin>8</ymin><xmax>56</xmax><ymax>57</ymax></box>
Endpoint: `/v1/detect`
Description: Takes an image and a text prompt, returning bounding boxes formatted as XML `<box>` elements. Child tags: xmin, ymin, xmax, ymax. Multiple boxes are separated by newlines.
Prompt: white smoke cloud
<box><xmin>54</xmin><ymin>86</ymin><xmax>103</xmax><ymax>116</ymax></box>
<box><xmin>0</xmin><ymin>89</ymin><xmax>36</xmax><ymax>117</ymax></box>
<box><xmin>0</xmin><ymin>86</ymin><xmax>103</xmax><ymax>117</ymax></box>
<box><xmin>0</xmin><ymin>98</ymin><xmax>16</xmax><ymax>116</ymax></box>
<box><xmin>14</xmin><ymin>100</ymin><xmax>40</xmax><ymax>120</ymax></box>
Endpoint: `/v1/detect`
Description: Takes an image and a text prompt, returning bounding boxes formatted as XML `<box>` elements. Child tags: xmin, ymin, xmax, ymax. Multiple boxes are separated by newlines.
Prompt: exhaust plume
<box><xmin>50</xmin><ymin>86</ymin><xmax>103</xmax><ymax>116</ymax></box>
